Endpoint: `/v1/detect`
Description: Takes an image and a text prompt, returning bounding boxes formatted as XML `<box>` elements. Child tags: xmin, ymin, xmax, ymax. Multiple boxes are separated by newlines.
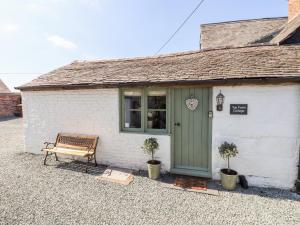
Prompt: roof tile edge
<box><xmin>200</xmin><ymin>17</ymin><xmax>287</xmax><ymax>27</ymax></box>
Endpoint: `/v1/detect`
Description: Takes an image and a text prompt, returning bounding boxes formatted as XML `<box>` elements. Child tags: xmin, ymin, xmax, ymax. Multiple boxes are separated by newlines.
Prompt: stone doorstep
<box><xmin>96</xmin><ymin>167</ymin><xmax>134</xmax><ymax>185</ymax></box>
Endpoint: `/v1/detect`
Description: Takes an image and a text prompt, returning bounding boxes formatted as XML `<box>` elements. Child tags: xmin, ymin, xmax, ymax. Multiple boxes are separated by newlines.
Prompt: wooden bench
<box><xmin>42</xmin><ymin>133</ymin><xmax>99</xmax><ymax>172</ymax></box>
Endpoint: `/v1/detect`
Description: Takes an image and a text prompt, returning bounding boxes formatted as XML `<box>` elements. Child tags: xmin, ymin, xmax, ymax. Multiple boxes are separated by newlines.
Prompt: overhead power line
<box><xmin>155</xmin><ymin>0</ymin><xmax>206</xmax><ymax>55</ymax></box>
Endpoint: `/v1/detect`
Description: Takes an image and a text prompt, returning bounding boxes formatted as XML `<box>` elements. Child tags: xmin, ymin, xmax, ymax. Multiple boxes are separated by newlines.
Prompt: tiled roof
<box><xmin>201</xmin><ymin>17</ymin><xmax>287</xmax><ymax>49</ymax></box>
<box><xmin>0</xmin><ymin>79</ymin><xmax>11</xmax><ymax>93</ymax></box>
<box><xmin>17</xmin><ymin>44</ymin><xmax>300</xmax><ymax>90</ymax></box>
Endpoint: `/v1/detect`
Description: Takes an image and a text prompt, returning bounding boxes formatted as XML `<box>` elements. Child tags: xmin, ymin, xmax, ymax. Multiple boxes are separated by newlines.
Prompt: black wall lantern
<box><xmin>216</xmin><ymin>91</ymin><xmax>224</xmax><ymax>111</ymax></box>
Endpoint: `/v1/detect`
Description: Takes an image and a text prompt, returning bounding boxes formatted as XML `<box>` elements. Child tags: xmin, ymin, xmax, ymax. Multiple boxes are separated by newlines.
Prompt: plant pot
<box><xmin>147</xmin><ymin>160</ymin><xmax>161</xmax><ymax>180</ymax></box>
<box><xmin>220</xmin><ymin>169</ymin><xmax>238</xmax><ymax>190</ymax></box>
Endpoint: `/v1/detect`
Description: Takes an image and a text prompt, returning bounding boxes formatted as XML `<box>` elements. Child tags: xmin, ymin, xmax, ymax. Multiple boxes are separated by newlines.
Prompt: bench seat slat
<box><xmin>55</xmin><ymin>143</ymin><xmax>89</xmax><ymax>151</ymax></box>
<box><xmin>44</xmin><ymin>147</ymin><xmax>94</xmax><ymax>157</ymax></box>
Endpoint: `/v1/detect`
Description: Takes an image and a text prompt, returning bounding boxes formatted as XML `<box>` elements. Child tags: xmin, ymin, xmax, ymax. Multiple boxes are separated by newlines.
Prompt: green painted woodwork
<box><xmin>120</xmin><ymin>88</ymin><xmax>144</xmax><ymax>133</ymax></box>
<box><xmin>119</xmin><ymin>88</ymin><xmax>170</xmax><ymax>134</ymax></box>
<box><xmin>171</xmin><ymin>87</ymin><xmax>212</xmax><ymax>177</ymax></box>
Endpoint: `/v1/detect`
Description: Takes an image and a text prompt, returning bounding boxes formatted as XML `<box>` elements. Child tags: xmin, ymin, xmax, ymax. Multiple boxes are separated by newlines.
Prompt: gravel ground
<box><xmin>0</xmin><ymin>117</ymin><xmax>299</xmax><ymax>225</ymax></box>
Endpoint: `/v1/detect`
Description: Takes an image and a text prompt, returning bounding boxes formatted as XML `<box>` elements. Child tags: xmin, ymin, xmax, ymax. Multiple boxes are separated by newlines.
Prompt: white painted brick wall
<box><xmin>22</xmin><ymin>89</ymin><xmax>171</xmax><ymax>171</ymax></box>
<box><xmin>22</xmin><ymin>85</ymin><xmax>300</xmax><ymax>189</ymax></box>
<box><xmin>212</xmin><ymin>85</ymin><xmax>300</xmax><ymax>189</ymax></box>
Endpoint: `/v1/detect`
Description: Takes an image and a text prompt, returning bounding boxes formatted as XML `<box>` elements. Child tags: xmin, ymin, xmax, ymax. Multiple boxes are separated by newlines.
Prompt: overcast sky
<box><xmin>0</xmin><ymin>0</ymin><xmax>287</xmax><ymax>91</ymax></box>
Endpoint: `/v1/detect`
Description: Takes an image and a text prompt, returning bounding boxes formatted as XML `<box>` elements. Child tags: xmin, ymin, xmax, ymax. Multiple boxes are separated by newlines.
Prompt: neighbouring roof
<box><xmin>0</xmin><ymin>79</ymin><xmax>11</xmax><ymax>93</ymax></box>
<box><xmin>200</xmin><ymin>17</ymin><xmax>287</xmax><ymax>49</ymax></box>
<box><xmin>272</xmin><ymin>14</ymin><xmax>300</xmax><ymax>44</ymax></box>
<box><xmin>16</xmin><ymin>44</ymin><xmax>300</xmax><ymax>91</ymax></box>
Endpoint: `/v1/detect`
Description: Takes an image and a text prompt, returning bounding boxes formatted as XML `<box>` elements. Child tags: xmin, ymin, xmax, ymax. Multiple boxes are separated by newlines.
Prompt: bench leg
<box><xmin>94</xmin><ymin>155</ymin><xmax>97</xmax><ymax>167</ymax></box>
<box><xmin>86</xmin><ymin>156</ymin><xmax>90</xmax><ymax>173</ymax></box>
<box><xmin>44</xmin><ymin>152</ymin><xmax>49</xmax><ymax>165</ymax></box>
<box><xmin>54</xmin><ymin>153</ymin><xmax>58</xmax><ymax>161</ymax></box>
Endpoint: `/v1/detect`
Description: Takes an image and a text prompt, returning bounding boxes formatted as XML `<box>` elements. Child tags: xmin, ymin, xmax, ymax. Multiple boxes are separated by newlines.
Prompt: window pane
<box><xmin>125</xmin><ymin>96</ymin><xmax>141</xmax><ymax>109</ymax></box>
<box><xmin>147</xmin><ymin>111</ymin><xmax>166</xmax><ymax>129</ymax></box>
<box><xmin>125</xmin><ymin>111</ymin><xmax>141</xmax><ymax>128</ymax></box>
<box><xmin>148</xmin><ymin>96</ymin><xmax>166</xmax><ymax>109</ymax></box>
<box><xmin>124</xmin><ymin>92</ymin><xmax>142</xmax><ymax>129</ymax></box>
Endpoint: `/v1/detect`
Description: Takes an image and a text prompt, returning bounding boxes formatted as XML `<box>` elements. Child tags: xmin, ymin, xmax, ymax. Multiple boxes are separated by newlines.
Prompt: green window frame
<box><xmin>120</xmin><ymin>88</ymin><xmax>169</xmax><ymax>134</ymax></box>
<box><xmin>120</xmin><ymin>89</ymin><xmax>144</xmax><ymax>132</ymax></box>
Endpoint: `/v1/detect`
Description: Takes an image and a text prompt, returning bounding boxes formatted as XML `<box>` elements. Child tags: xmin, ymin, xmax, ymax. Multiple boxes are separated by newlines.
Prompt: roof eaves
<box><xmin>16</xmin><ymin>76</ymin><xmax>300</xmax><ymax>92</ymax></box>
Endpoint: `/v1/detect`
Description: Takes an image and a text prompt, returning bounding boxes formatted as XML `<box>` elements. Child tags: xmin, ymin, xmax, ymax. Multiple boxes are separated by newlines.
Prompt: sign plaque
<box><xmin>230</xmin><ymin>104</ymin><xmax>248</xmax><ymax>115</ymax></box>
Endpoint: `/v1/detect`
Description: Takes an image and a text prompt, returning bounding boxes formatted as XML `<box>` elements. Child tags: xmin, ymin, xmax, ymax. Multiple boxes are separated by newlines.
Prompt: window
<box><xmin>123</xmin><ymin>90</ymin><xmax>143</xmax><ymax>131</ymax></box>
<box><xmin>120</xmin><ymin>88</ymin><xmax>168</xmax><ymax>133</ymax></box>
<box><xmin>147</xmin><ymin>90</ymin><xmax>167</xmax><ymax>130</ymax></box>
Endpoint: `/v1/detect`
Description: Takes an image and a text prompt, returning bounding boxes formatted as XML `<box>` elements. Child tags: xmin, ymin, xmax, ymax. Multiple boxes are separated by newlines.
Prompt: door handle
<box><xmin>174</xmin><ymin>122</ymin><xmax>180</xmax><ymax>126</ymax></box>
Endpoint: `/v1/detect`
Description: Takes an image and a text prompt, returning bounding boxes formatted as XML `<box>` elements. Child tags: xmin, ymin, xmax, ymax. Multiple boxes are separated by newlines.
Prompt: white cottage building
<box><xmin>17</xmin><ymin>1</ymin><xmax>300</xmax><ymax>189</ymax></box>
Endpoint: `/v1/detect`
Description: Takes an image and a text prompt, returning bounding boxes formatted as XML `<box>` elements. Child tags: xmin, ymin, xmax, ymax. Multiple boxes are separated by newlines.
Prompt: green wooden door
<box><xmin>171</xmin><ymin>87</ymin><xmax>212</xmax><ymax>177</ymax></box>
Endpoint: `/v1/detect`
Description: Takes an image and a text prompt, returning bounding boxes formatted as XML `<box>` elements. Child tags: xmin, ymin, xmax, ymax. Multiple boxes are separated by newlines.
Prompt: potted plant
<box><xmin>141</xmin><ymin>137</ymin><xmax>160</xmax><ymax>179</ymax></box>
<box><xmin>219</xmin><ymin>142</ymin><xmax>239</xmax><ymax>190</ymax></box>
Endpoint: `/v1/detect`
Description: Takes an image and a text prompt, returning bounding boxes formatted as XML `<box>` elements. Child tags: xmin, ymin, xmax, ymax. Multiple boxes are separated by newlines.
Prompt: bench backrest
<box><xmin>55</xmin><ymin>133</ymin><xmax>99</xmax><ymax>152</ymax></box>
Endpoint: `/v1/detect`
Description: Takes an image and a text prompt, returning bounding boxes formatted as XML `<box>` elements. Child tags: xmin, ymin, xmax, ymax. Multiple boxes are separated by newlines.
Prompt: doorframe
<box><xmin>170</xmin><ymin>87</ymin><xmax>213</xmax><ymax>178</ymax></box>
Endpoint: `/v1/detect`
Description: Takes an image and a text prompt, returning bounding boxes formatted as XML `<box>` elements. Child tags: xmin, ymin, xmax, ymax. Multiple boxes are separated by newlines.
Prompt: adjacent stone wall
<box><xmin>0</xmin><ymin>93</ymin><xmax>21</xmax><ymax>117</ymax></box>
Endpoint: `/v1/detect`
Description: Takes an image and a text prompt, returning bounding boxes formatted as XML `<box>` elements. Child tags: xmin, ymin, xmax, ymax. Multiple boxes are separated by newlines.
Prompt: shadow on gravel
<box><xmin>17</xmin><ymin>152</ymin><xmax>300</xmax><ymax>201</ymax></box>
<box><xmin>0</xmin><ymin>116</ymin><xmax>20</xmax><ymax>122</ymax></box>
<box><xmin>56</xmin><ymin>160</ymin><xmax>108</xmax><ymax>176</ymax></box>
<box><xmin>135</xmin><ymin>171</ymin><xmax>300</xmax><ymax>201</ymax></box>
<box><xmin>223</xmin><ymin>186</ymin><xmax>300</xmax><ymax>201</ymax></box>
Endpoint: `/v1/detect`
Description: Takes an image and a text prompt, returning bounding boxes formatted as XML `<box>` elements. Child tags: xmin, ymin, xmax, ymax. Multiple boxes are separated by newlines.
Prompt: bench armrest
<box><xmin>43</xmin><ymin>142</ymin><xmax>55</xmax><ymax>150</ymax></box>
